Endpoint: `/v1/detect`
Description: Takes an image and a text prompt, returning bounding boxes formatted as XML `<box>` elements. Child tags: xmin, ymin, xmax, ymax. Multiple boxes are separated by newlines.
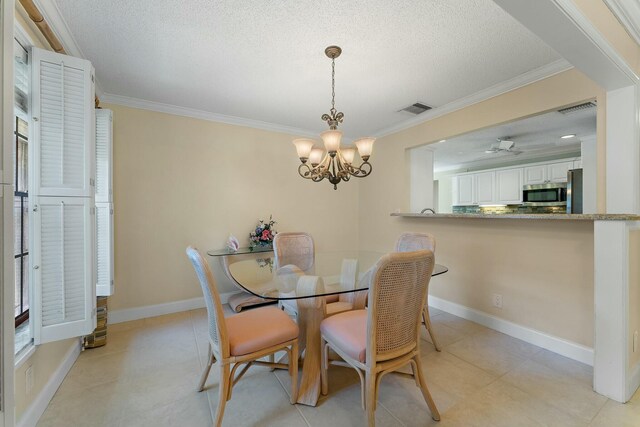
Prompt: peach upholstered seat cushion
<box><xmin>325</xmin><ymin>301</ymin><xmax>354</xmax><ymax>316</ymax></box>
<box><xmin>226</xmin><ymin>307</ymin><xmax>299</xmax><ymax>356</ymax></box>
<box><xmin>320</xmin><ymin>309</ymin><xmax>367</xmax><ymax>362</ymax></box>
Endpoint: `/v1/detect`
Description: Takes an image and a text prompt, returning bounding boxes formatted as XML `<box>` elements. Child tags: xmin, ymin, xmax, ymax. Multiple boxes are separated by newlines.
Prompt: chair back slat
<box><xmin>395</xmin><ymin>232</ymin><xmax>436</xmax><ymax>253</ymax></box>
<box><xmin>186</xmin><ymin>246</ymin><xmax>229</xmax><ymax>357</ymax></box>
<box><xmin>367</xmin><ymin>250</ymin><xmax>434</xmax><ymax>362</ymax></box>
<box><xmin>273</xmin><ymin>232</ymin><xmax>315</xmax><ymax>272</ymax></box>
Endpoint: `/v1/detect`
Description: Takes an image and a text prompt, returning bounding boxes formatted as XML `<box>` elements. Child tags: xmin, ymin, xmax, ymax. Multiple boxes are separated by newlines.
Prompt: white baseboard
<box><xmin>109</xmin><ymin>292</ymin><xmax>241</xmax><ymax>324</ymax></box>
<box><xmin>627</xmin><ymin>362</ymin><xmax>640</xmax><ymax>401</ymax></box>
<box><xmin>429</xmin><ymin>296</ymin><xmax>594</xmax><ymax>366</ymax></box>
<box><xmin>17</xmin><ymin>340</ymin><xmax>81</xmax><ymax>427</ymax></box>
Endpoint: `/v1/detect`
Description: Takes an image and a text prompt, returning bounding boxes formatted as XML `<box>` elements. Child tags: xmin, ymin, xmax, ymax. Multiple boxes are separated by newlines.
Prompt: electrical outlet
<box><xmin>25</xmin><ymin>365</ymin><xmax>34</xmax><ymax>395</ymax></box>
<box><xmin>634</xmin><ymin>331</ymin><xmax>638</xmax><ymax>353</ymax></box>
<box><xmin>492</xmin><ymin>293</ymin><xmax>503</xmax><ymax>309</ymax></box>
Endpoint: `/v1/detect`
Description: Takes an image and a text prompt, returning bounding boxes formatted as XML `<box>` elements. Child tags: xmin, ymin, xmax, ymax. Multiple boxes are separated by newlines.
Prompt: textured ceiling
<box><xmin>432</xmin><ymin>107</ymin><xmax>596</xmax><ymax>173</ymax></box>
<box><xmin>53</xmin><ymin>0</ymin><xmax>561</xmax><ymax>137</ymax></box>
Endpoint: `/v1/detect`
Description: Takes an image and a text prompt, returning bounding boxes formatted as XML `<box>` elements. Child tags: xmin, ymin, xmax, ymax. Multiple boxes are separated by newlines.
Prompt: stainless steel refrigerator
<box><xmin>567</xmin><ymin>169</ymin><xmax>583</xmax><ymax>214</ymax></box>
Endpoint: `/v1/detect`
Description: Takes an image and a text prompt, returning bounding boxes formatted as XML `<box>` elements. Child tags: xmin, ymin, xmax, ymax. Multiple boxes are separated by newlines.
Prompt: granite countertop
<box><xmin>391</xmin><ymin>213</ymin><xmax>640</xmax><ymax>221</ymax></box>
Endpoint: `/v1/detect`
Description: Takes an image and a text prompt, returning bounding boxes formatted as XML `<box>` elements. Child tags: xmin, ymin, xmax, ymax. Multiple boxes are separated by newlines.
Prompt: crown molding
<box><xmin>32</xmin><ymin>0</ymin><xmax>104</xmax><ymax>97</ymax></box>
<box><xmin>373</xmin><ymin>59</ymin><xmax>573</xmax><ymax>138</ymax></box>
<box><xmin>104</xmin><ymin>60</ymin><xmax>572</xmax><ymax>140</ymax></box>
<box><xmin>604</xmin><ymin>0</ymin><xmax>640</xmax><ymax>47</ymax></box>
<box><xmin>101</xmin><ymin>93</ymin><xmax>319</xmax><ymax>138</ymax></box>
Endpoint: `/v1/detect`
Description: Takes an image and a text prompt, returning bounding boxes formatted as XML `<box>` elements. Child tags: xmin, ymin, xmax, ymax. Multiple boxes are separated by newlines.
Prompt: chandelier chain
<box><xmin>331</xmin><ymin>57</ymin><xmax>336</xmax><ymax>113</ymax></box>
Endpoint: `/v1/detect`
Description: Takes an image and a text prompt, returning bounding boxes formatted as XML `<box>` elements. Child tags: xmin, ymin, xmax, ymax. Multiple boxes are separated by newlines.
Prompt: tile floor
<box><xmin>37</xmin><ymin>306</ymin><xmax>640</xmax><ymax>426</ymax></box>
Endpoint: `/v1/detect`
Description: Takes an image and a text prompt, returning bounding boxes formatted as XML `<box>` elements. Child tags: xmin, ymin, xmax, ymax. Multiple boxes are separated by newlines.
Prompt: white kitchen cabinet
<box><xmin>475</xmin><ymin>171</ymin><xmax>495</xmax><ymax>204</ymax></box>
<box><xmin>524</xmin><ymin>165</ymin><xmax>547</xmax><ymax>185</ymax></box>
<box><xmin>496</xmin><ymin>168</ymin><xmax>523</xmax><ymax>204</ymax></box>
<box><xmin>453</xmin><ymin>174</ymin><xmax>475</xmax><ymax>206</ymax></box>
<box><xmin>548</xmin><ymin>161</ymin><xmax>574</xmax><ymax>182</ymax></box>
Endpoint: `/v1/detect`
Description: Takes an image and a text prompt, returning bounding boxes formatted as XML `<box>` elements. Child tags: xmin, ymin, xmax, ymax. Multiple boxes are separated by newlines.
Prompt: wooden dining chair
<box><xmin>274</xmin><ymin>232</ymin><xmax>357</xmax><ymax>316</ymax></box>
<box><xmin>320</xmin><ymin>250</ymin><xmax>440</xmax><ymax>426</ymax></box>
<box><xmin>186</xmin><ymin>246</ymin><xmax>299</xmax><ymax>426</ymax></box>
<box><xmin>395</xmin><ymin>232</ymin><xmax>441</xmax><ymax>351</ymax></box>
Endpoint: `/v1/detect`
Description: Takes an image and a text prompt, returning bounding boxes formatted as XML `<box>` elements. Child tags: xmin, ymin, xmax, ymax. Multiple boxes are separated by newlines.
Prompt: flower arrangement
<box><xmin>249</xmin><ymin>215</ymin><xmax>277</xmax><ymax>249</ymax></box>
<box><xmin>256</xmin><ymin>257</ymin><xmax>274</xmax><ymax>273</ymax></box>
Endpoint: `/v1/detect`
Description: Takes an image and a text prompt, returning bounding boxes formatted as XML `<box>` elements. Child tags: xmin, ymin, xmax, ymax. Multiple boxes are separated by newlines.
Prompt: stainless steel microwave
<box><xmin>522</xmin><ymin>182</ymin><xmax>567</xmax><ymax>206</ymax></box>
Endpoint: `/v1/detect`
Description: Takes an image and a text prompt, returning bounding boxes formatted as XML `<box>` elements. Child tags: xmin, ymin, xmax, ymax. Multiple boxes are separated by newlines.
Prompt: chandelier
<box><xmin>293</xmin><ymin>46</ymin><xmax>375</xmax><ymax>190</ymax></box>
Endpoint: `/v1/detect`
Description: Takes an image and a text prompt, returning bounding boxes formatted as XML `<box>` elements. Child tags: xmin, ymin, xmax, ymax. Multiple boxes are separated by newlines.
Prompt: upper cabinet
<box><xmin>524</xmin><ymin>165</ymin><xmax>547</xmax><ymax>185</ymax></box>
<box><xmin>452</xmin><ymin>157</ymin><xmax>579</xmax><ymax>206</ymax></box>
<box><xmin>496</xmin><ymin>168</ymin><xmax>523</xmax><ymax>204</ymax></box>
<box><xmin>523</xmin><ymin>160</ymin><xmax>575</xmax><ymax>185</ymax></box>
<box><xmin>452</xmin><ymin>174</ymin><xmax>475</xmax><ymax>206</ymax></box>
<box><xmin>547</xmin><ymin>161</ymin><xmax>574</xmax><ymax>183</ymax></box>
<box><xmin>475</xmin><ymin>171</ymin><xmax>495</xmax><ymax>205</ymax></box>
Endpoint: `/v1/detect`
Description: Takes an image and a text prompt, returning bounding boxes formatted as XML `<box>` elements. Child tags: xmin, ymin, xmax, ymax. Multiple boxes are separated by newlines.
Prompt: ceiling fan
<box><xmin>484</xmin><ymin>138</ymin><xmax>523</xmax><ymax>155</ymax></box>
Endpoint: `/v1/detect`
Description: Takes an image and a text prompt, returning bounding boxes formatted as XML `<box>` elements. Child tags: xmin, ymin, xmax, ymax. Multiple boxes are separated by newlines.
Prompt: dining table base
<box><xmin>295</xmin><ymin>295</ymin><xmax>325</xmax><ymax>406</ymax></box>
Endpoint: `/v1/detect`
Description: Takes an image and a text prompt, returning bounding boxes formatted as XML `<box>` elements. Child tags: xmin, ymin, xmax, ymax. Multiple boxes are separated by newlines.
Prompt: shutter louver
<box><xmin>34</xmin><ymin>197</ymin><xmax>95</xmax><ymax>343</ymax></box>
<box><xmin>95</xmin><ymin>110</ymin><xmax>112</xmax><ymax>203</ymax></box>
<box><xmin>95</xmin><ymin>203</ymin><xmax>114</xmax><ymax>296</ymax></box>
<box><xmin>31</xmin><ymin>47</ymin><xmax>96</xmax><ymax>344</ymax></box>
<box><xmin>32</xmin><ymin>48</ymin><xmax>94</xmax><ymax>197</ymax></box>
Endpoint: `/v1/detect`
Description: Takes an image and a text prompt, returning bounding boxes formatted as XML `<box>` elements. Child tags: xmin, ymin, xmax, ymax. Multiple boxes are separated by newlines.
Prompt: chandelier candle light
<box><xmin>293</xmin><ymin>46</ymin><xmax>375</xmax><ymax>190</ymax></box>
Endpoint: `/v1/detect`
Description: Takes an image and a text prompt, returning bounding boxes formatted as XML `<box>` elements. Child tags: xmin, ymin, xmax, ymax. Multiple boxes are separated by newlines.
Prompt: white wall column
<box><xmin>594</xmin><ymin>221</ymin><xmax>640</xmax><ymax>402</ymax></box>
<box><xmin>606</xmin><ymin>86</ymin><xmax>640</xmax><ymax>214</ymax></box>
<box><xmin>408</xmin><ymin>145</ymin><xmax>434</xmax><ymax>213</ymax></box>
<box><xmin>581</xmin><ymin>136</ymin><xmax>597</xmax><ymax>214</ymax></box>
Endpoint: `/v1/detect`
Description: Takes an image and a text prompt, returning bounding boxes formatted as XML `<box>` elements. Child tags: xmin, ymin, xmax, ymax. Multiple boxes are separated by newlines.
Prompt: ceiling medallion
<box><xmin>293</xmin><ymin>46</ymin><xmax>375</xmax><ymax>190</ymax></box>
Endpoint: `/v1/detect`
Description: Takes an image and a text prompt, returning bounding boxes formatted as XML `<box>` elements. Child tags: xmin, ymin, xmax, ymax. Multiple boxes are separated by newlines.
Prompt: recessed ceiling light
<box><xmin>561</xmin><ymin>134</ymin><xmax>576</xmax><ymax>139</ymax></box>
<box><xmin>439</xmin><ymin>139</ymin><xmax>446</xmax><ymax>143</ymax></box>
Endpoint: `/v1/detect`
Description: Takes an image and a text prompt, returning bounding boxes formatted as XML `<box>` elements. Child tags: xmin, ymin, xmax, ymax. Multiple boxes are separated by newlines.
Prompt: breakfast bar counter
<box><xmin>391</xmin><ymin>212</ymin><xmax>640</xmax><ymax>221</ymax></box>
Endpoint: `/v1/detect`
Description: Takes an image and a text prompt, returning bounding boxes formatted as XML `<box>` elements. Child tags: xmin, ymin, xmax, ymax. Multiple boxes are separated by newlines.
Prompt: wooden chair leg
<box><xmin>214</xmin><ymin>362</ymin><xmax>231</xmax><ymax>427</ymax></box>
<box><xmin>413</xmin><ymin>356</ymin><xmax>440</xmax><ymax>421</ymax></box>
<box><xmin>197</xmin><ymin>344</ymin><xmax>215</xmax><ymax>392</ymax></box>
<box><xmin>423</xmin><ymin>305</ymin><xmax>441</xmax><ymax>351</ymax></box>
<box><xmin>290</xmin><ymin>340</ymin><xmax>299</xmax><ymax>404</ymax></box>
<box><xmin>365</xmin><ymin>372</ymin><xmax>377</xmax><ymax>427</ymax></box>
<box><xmin>320</xmin><ymin>339</ymin><xmax>329</xmax><ymax>396</ymax></box>
<box><xmin>269</xmin><ymin>353</ymin><xmax>276</xmax><ymax>372</ymax></box>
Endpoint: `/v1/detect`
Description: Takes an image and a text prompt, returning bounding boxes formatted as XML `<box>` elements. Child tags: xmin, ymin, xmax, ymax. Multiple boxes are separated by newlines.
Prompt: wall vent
<box><xmin>558</xmin><ymin>101</ymin><xmax>596</xmax><ymax>114</ymax></box>
<box><xmin>399</xmin><ymin>102</ymin><xmax>432</xmax><ymax>115</ymax></box>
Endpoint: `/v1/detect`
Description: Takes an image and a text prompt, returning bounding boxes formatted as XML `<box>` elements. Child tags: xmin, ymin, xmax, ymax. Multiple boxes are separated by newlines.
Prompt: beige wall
<box><xmin>105</xmin><ymin>104</ymin><xmax>360</xmax><ymax>310</ymax></box>
<box><xmin>14</xmin><ymin>340</ymin><xmax>76</xmax><ymax>421</ymax></box>
<box><xmin>359</xmin><ymin>68</ymin><xmax>602</xmax><ymax>346</ymax></box>
<box><xmin>573</xmin><ymin>0</ymin><xmax>640</xmax><ymax>75</ymax></box>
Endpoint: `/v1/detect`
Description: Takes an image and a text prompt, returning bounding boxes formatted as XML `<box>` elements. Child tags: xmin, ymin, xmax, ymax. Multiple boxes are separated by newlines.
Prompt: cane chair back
<box><xmin>367</xmin><ymin>251</ymin><xmax>434</xmax><ymax>362</ymax></box>
<box><xmin>273</xmin><ymin>232</ymin><xmax>315</xmax><ymax>272</ymax></box>
<box><xmin>395</xmin><ymin>232</ymin><xmax>436</xmax><ymax>253</ymax></box>
<box><xmin>186</xmin><ymin>246</ymin><xmax>229</xmax><ymax>358</ymax></box>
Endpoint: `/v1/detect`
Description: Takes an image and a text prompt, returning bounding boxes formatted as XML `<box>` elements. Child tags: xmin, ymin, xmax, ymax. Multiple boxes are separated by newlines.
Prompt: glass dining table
<box><xmin>207</xmin><ymin>248</ymin><xmax>448</xmax><ymax>406</ymax></box>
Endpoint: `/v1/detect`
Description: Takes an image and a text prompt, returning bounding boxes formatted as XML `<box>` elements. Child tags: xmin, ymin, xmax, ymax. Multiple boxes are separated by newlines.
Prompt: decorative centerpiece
<box><xmin>226</xmin><ymin>235</ymin><xmax>240</xmax><ymax>253</ymax></box>
<box><xmin>249</xmin><ymin>215</ymin><xmax>277</xmax><ymax>250</ymax></box>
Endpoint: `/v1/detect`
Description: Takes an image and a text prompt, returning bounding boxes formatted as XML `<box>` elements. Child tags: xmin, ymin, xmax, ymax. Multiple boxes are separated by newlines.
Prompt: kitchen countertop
<box><xmin>391</xmin><ymin>213</ymin><xmax>640</xmax><ymax>221</ymax></box>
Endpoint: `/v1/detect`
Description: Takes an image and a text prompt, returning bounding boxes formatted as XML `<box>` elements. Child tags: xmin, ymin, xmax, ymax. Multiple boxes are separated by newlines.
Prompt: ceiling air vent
<box><xmin>399</xmin><ymin>102</ymin><xmax>432</xmax><ymax>115</ymax></box>
<box><xmin>558</xmin><ymin>101</ymin><xmax>596</xmax><ymax>114</ymax></box>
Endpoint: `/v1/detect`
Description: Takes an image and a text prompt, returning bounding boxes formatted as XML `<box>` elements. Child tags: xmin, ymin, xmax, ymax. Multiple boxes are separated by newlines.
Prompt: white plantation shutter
<box><xmin>32</xmin><ymin>197</ymin><xmax>95</xmax><ymax>344</ymax></box>
<box><xmin>29</xmin><ymin>47</ymin><xmax>96</xmax><ymax>345</ymax></box>
<box><xmin>31</xmin><ymin>47</ymin><xmax>94</xmax><ymax>197</ymax></box>
<box><xmin>95</xmin><ymin>109</ymin><xmax>112</xmax><ymax>202</ymax></box>
<box><xmin>95</xmin><ymin>202</ymin><xmax>114</xmax><ymax>296</ymax></box>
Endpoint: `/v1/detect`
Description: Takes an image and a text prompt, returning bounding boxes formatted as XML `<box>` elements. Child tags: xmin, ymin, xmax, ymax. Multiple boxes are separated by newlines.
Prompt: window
<box><xmin>14</xmin><ymin>117</ymin><xmax>29</xmax><ymax>328</ymax></box>
<box><xmin>14</xmin><ymin>39</ymin><xmax>29</xmax><ymax>329</ymax></box>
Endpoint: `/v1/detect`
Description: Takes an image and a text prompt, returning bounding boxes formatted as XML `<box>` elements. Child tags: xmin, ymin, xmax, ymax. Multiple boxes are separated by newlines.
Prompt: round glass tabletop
<box><xmin>222</xmin><ymin>250</ymin><xmax>448</xmax><ymax>300</ymax></box>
